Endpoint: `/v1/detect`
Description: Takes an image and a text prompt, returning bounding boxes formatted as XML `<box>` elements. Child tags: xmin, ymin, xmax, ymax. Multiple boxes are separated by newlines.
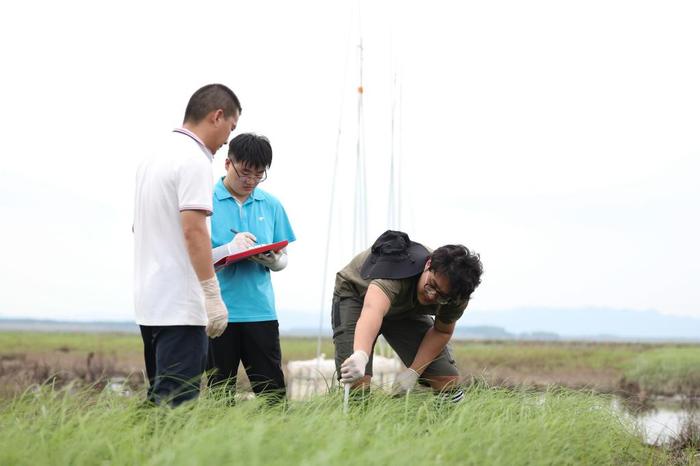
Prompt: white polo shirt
<box><xmin>133</xmin><ymin>128</ymin><xmax>214</xmax><ymax>326</ymax></box>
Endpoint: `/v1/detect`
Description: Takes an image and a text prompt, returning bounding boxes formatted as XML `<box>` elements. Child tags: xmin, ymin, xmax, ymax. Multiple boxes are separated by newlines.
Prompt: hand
<box><xmin>340</xmin><ymin>350</ymin><xmax>369</xmax><ymax>384</ymax></box>
<box><xmin>205</xmin><ymin>296</ymin><xmax>228</xmax><ymax>338</ymax></box>
<box><xmin>248</xmin><ymin>250</ymin><xmax>275</xmax><ymax>266</ymax></box>
<box><xmin>249</xmin><ymin>249</ymin><xmax>287</xmax><ymax>271</ymax></box>
<box><xmin>390</xmin><ymin>368</ymin><xmax>419</xmax><ymax>396</ymax></box>
<box><xmin>231</xmin><ymin>232</ymin><xmax>256</xmax><ymax>250</ymax></box>
<box><xmin>199</xmin><ymin>276</ymin><xmax>229</xmax><ymax>338</ymax></box>
<box><xmin>211</xmin><ymin>232</ymin><xmax>257</xmax><ymax>264</ymax></box>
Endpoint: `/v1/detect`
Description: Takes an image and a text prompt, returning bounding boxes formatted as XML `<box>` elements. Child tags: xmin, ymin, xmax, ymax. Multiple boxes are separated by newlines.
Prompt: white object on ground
<box><xmin>286</xmin><ymin>354</ymin><xmax>403</xmax><ymax>400</ymax></box>
<box><xmin>390</xmin><ymin>367</ymin><xmax>420</xmax><ymax>396</ymax></box>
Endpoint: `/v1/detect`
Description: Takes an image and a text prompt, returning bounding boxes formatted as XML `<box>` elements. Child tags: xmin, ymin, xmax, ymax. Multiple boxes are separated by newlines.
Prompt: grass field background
<box><xmin>1</xmin><ymin>331</ymin><xmax>698</xmax><ymax>465</ymax></box>
<box><xmin>1</xmin><ymin>383</ymin><xmax>672</xmax><ymax>466</ymax></box>
<box><xmin>2</xmin><ymin>332</ymin><xmax>698</xmax><ymax>398</ymax></box>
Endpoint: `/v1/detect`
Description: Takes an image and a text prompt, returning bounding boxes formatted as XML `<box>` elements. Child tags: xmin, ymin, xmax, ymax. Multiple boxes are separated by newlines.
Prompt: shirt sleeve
<box><xmin>435</xmin><ymin>300</ymin><xmax>468</xmax><ymax>324</ymax></box>
<box><xmin>177</xmin><ymin>155</ymin><xmax>213</xmax><ymax>215</ymax></box>
<box><xmin>369</xmin><ymin>278</ymin><xmax>402</xmax><ymax>304</ymax></box>
<box><xmin>272</xmin><ymin>200</ymin><xmax>296</xmax><ymax>243</ymax></box>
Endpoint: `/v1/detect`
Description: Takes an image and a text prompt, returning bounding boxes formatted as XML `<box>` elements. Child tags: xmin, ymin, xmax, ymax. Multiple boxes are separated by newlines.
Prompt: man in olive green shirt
<box><xmin>332</xmin><ymin>231</ymin><xmax>483</xmax><ymax>399</ymax></box>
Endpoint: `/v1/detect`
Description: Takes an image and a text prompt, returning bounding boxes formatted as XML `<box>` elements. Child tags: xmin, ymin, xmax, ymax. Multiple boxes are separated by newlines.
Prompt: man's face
<box><xmin>213</xmin><ymin>110</ymin><xmax>240</xmax><ymax>152</ymax></box>
<box><xmin>224</xmin><ymin>159</ymin><xmax>267</xmax><ymax>197</ymax></box>
<box><xmin>416</xmin><ymin>260</ymin><xmax>453</xmax><ymax>305</ymax></box>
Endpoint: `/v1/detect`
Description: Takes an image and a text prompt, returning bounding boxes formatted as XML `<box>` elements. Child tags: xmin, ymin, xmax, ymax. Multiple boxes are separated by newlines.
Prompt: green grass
<box><xmin>624</xmin><ymin>347</ymin><xmax>700</xmax><ymax>396</ymax></box>
<box><xmin>0</xmin><ymin>332</ymin><xmax>334</xmax><ymax>361</ymax></box>
<box><xmin>452</xmin><ymin>341</ymin><xmax>644</xmax><ymax>371</ymax></box>
<box><xmin>0</xmin><ymin>332</ymin><xmax>141</xmax><ymax>355</ymax></box>
<box><xmin>280</xmin><ymin>337</ymin><xmax>335</xmax><ymax>361</ymax></box>
<box><xmin>0</xmin><ymin>384</ymin><xmax>667</xmax><ymax>466</ymax></box>
<box><xmin>3</xmin><ymin>332</ymin><xmax>700</xmax><ymax>397</ymax></box>
<box><xmin>0</xmin><ymin>332</ymin><xmax>649</xmax><ymax>367</ymax></box>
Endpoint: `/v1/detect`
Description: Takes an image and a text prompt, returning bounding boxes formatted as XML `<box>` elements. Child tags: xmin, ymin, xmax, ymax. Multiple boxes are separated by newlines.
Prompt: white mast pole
<box><xmin>353</xmin><ymin>39</ymin><xmax>367</xmax><ymax>254</ymax></box>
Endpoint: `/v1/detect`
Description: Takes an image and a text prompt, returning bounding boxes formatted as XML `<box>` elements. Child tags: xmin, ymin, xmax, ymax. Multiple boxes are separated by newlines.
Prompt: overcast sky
<box><xmin>1</xmin><ymin>0</ymin><xmax>698</xmax><ymax>328</ymax></box>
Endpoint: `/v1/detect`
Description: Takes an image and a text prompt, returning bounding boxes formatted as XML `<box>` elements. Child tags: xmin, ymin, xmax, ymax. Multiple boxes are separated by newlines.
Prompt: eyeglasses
<box><xmin>230</xmin><ymin>162</ymin><xmax>267</xmax><ymax>183</ymax></box>
<box><xmin>424</xmin><ymin>271</ymin><xmax>454</xmax><ymax>305</ymax></box>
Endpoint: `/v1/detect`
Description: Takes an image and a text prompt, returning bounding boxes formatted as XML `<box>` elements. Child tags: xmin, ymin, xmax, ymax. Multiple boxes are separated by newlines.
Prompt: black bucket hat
<box><xmin>360</xmin><ymin>230</ymin><xmax>430</xmax><ymax>280</ymax></box>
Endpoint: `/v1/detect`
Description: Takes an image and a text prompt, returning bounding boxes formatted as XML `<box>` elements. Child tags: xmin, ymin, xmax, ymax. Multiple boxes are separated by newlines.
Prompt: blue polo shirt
<box><xmin>211</xmin><ymin>179</ymin><xmax>296</xmax><ymax>322</ymax></box>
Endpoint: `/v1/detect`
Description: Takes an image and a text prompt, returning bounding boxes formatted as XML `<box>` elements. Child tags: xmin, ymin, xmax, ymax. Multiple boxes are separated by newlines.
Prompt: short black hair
<box><xmin>228</xmin><ymin>133</ymin><xmax>273</xmax><ymax>170</ymax></box>
<box><xmin>430</xmin><ymin>245</ymin><xmax>483</xmax><ymax>302</ymax></box>
<box><xmin>183</xmin><ymin>84</ymin><xmax>241</xmax><ymax>124</ymax></box>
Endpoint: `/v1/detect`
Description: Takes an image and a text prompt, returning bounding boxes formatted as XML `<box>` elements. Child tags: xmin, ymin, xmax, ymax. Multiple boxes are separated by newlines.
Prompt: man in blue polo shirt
<box><xmin>207</xmin><ymin>133</ymin><xmax>295</xmax><ymax>403</ymax></box>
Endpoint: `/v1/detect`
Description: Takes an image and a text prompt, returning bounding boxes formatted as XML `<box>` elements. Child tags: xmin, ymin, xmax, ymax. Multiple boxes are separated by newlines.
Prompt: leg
<box><xmin>151</xmin><ymin>325</ymin><xmax>208</xmax><ymax>407</ymax></box>
<box><xmin>424</xmin><ymin>375</ymin><xmax>460</xmax><ymax>391</ymax></box>
<box><xmin>332</xmin><ymin>295</ymin><xmax>377</xmax><ymax>389</ymax></box>
<box><xmin>207</xmin><ymin>323</ymin><xmax>241</xmax><ymax>397</ymax></box>
<box><xmin>422</xmin><ymin>350</ymin><xmax>465</xmax><ymax>403</ymax></box>
<box><xmin>351</xmin><ymin>375</ymin><xmax>372</xmax><ymax>389</ymax></box>
<box><xmin>381</xmin><ymin>315</ymin><xmax>461</xmax><ymax>391</ymax></box>
<box><xmin>139</xmin><ymin>325</ymin><xmax>156</xmax><ymax>402</ymax></box>
<box><xmin>239</xmin><ymin>321</ymin><xmax>286</xmax><ymax>404</ymax></box>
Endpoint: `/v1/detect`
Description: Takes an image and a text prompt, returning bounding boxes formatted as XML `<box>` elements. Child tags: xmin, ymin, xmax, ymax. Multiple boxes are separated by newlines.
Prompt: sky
<box><xmin>1</xmin><ymin>0</ymin><xmax>698</xmax><ymax>330</ymax></box>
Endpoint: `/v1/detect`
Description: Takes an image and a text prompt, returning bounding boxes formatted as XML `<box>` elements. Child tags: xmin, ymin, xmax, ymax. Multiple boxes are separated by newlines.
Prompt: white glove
<box><xmin>390</xmin><ymin>368</ymin><xmax>420</xmax><ymax>396</ymax></box>
<box><xmin>340</xmin><ymin>350</ymin><xmax>369</xmax><ymax>384</ymax></box>
<box><xmin>212</xmin><ymin>232</ymin><xmax>257</xmax><ymax>263</ymax></box>
<box><xmin>249</xmin><ymin>249</ymin><xmax>288</xmax><ymax>271</ymax></box>
<box><xmin>199</xmin><ymin>276</ymin><xmax>228</xmax><ymax>338</ymax></box>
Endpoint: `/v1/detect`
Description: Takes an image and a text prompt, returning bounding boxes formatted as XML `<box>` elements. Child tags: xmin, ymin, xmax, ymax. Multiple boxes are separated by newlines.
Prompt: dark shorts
<box><xmin>331</xmin><ymin>295</ymin><xmax>459</xmax><ymax>380</ymax></box>
<box><xmin>207</xmin><ymin>320</ymin><xmax>285</xmax><ymax>401</ymax></box>
<box><xmin>139</xmin><ymin>325</ymin><xmax>208</xmax><ymax>406</ymax></box>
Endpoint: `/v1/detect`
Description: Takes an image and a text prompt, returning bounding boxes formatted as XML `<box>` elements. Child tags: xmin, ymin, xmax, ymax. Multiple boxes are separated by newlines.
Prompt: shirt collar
<box><xmin>214</xmin><ymin>178</ymin><xmax>267</xmax><ymax>203</ymax></box>
<box><xmin>173</xmin><ymin>127</ymin><xmax>213</xmax><ymax>161</ymax></box>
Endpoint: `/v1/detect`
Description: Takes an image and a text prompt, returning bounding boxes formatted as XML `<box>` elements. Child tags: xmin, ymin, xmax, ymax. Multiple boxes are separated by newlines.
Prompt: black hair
<box><xmin>430</xmin><ymin>245</ymin><xmax>483</xmax><ymax>302</ymax></box>
<box><xmin>228</xmin><ymin>133</ymin><xmax>273</xmax><ymax>170</ymax></box>
<box><xmin>183</xmin><ymin>84</ymin><xmax>242</xmax><ymax>124</ymax></box>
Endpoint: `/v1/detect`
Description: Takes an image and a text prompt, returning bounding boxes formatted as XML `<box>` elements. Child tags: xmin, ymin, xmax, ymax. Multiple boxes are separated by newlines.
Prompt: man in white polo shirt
<box><xmin>133</xmin><ymin>84</ymin><xmax>241</xmax><ymax>406</ymax></box>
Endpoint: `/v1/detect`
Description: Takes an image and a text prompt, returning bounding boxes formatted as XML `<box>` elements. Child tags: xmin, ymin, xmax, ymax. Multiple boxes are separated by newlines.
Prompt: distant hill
<box><xmin>0</xmin><ymin>318</ymin><xmax>139</xmax><ymax>334</ymax></box>
<box><xmin>461</xmin><ymin>307</ymin><xmax>700</xmax><ymax>341</ymax></box>
<box><xmin>452</xmin><ymin>326</ymin><xmax>560</xmax><ymax>341</ymax></box>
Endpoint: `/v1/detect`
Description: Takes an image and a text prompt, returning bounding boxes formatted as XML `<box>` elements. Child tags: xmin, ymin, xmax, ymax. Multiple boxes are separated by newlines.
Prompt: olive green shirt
<box><xmin>334</xmin><ymin>248</ymin><xmax>467</xmax><ymax>324</ymax></box>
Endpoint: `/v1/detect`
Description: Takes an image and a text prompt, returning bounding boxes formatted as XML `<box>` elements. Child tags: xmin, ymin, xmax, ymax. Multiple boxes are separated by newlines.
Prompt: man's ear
<box><xmin>424</xmin><ymin>258</ymin><xmax>431</xmax><ymax>270</ymax></box>
<box><xmin>211</xmin><ymin>108</ymin><xmax>225</xmax><ymax>124</ymax></box>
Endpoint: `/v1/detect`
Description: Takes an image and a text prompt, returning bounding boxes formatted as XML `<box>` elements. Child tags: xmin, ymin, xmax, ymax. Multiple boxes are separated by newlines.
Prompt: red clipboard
<box><xmin>214</xmin><ymin>240</ymin><xmax>288</xmax><ymax>269</ymax></box>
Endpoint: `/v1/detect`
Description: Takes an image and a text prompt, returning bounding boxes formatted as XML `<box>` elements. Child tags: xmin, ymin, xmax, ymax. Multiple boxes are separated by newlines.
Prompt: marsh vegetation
<box><xmin>1</xmin><ymin>332</ymin><xmax>698</xmax><ymax>464</ymax></box>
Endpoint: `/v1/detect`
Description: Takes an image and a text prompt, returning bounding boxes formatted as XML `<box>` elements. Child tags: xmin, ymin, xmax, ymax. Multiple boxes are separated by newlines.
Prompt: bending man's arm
<box><xmin>339</xmin><ymin>284</ymin><xmax>391</xmax><ymax>384</ymax></box>
<box><xmin>181</xmin><ymin>210</ymin><xmax>228</xmax><ymax>338</ymax></box>
<box><xmin>353</xmin><ymin>284</ymin><xmax>391</xmax><ymax>354</ymax></box>
<box><xmin>408</xmin><ymin>318</ymin><xmax>455</xmax><ymax>375</ymax></box>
